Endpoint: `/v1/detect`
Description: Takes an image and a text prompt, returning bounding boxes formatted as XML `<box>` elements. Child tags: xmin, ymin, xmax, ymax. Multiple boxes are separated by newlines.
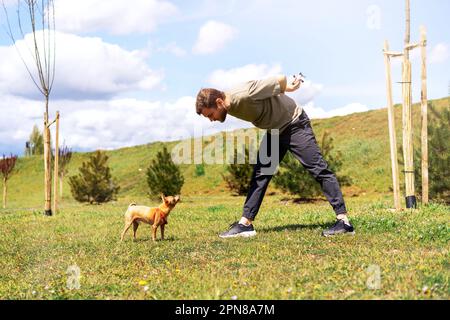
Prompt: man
<box><xmin>195</xmin><ymin>75</ymin><xmax>355</xmax><ymax>238</ymax></box>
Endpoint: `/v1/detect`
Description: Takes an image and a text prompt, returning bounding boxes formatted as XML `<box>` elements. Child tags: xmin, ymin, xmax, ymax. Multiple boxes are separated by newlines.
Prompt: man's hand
<box><xmin>285</xmin><ymin>77</ymin><xmax>302</xmax><ymax>92</ymax></box>
<box><xmin>277</xmin><ymin>75</ymin><xmax>302</xmax><ymax>93</ymax></box>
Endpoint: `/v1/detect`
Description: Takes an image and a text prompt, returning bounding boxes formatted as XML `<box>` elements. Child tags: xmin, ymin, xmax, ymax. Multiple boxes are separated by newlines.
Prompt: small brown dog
<box><xmin>120</xmin><ymin>194</ymin><xmax>180</xmax><ymax>242</ymax></box>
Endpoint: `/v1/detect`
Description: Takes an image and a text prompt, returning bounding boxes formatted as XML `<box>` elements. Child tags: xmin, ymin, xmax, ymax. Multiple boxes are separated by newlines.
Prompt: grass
<box><xmin>0</xmin><ymin>97</ymin><xmax>448</xmax><ymax>300</ymax></box>
<box><xmin>0</xmin><ymin>195</ymin><xmax>448</xmax><ymax>300</ymax></box>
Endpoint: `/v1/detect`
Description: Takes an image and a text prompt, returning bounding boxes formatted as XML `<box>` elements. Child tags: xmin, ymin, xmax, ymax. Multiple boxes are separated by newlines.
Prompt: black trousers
<box><xmin>243</xmin><ymin>110</ymin><xmax>347</xmax><ymax>220</ymax></box>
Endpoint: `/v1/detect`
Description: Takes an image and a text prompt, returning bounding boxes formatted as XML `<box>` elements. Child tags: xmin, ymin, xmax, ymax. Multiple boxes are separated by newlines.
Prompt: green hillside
<box><xmin>3</xmin><ymin>96</ymin><xmax>449</xmax><ymax>209</ymax></box>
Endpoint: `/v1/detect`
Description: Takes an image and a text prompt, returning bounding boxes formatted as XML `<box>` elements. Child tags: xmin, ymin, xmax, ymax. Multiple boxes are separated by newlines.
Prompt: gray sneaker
<box><xmin>322</xmin><ymin>220</ymin><xmax>355</xmax><ymax>237</ymax></box>
<box><xmin>219</xmin><ymin>222</ymin><xmax>257</xmax><ymax>239</ymax></box>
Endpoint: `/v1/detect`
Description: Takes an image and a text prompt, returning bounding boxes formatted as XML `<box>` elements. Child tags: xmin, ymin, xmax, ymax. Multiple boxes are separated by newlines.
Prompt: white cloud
<box><xmin>54</xmin><ymin>0</ymin><xmax>179</xmax><ymax>35</ymax></box>
<box><xmin>0</xmin><ymin>94</ymin><xmax>251</xmax><ymax>153</ymax></box>
<box><xmin>0</xmin><ymin>31</ymin><xmax>163</xmax><ymax>100</ymax></box>
<box><xmin>193</xmin><ymin>20</ymin><xmax>238</xmax><ymax>55</ymax></box>
<box><xmin>430</xmin><ymin>43</ymin><xmax>449</xmax><ymax>64</ymax></box>
<box><xmin>303</xmin><ymin>102</ymin><xmax>369</xmax><ymax>119</ymax></box>
<box><xmin>208</xmin><ymin>63</ymin><xmax>283</xmax><ymax>89</ymax></box>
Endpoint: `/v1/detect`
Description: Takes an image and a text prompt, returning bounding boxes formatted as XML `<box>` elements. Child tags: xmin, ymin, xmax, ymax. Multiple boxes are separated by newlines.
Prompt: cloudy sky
<box><xmin>0</xmin><ymin>0</ymin><xmax>449</xmax><ymax>155</ymax></box>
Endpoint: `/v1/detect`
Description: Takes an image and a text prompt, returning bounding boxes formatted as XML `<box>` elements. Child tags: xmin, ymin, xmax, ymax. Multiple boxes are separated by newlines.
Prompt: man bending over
<box><xmin>195</xmin><ymin>75</ymin><xmax>355</xmax><ymax>238</ymax></box>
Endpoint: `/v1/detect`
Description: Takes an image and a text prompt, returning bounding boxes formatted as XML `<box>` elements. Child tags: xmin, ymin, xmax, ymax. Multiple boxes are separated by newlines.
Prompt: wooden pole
<box><xmin>53</xmin><ymin>111</ymin><xmax>60</xmax><ymax>214</ymax></box>
<box><xmin>44</xmin><ymin>112</ymin><xmax>52</xmax><ymax>216</ymax></box>
<box><xmin>405</xmin><ymin>0</ymin><xmax>411</xmax><ymax>59</ymax></box>
<box><xmin>402</xmin><ymin>0</ymin><xmax>416</xmax><ymax>209</ymax></box>
<box><xmin>384</xmin><ymin>41</ymin><xmax>402</xmax><ymax>211</ymax></box>
<box><xmin>420</xmin><ymin>26</ymin><xmax>429</xmax><ymax>204</ymax></box>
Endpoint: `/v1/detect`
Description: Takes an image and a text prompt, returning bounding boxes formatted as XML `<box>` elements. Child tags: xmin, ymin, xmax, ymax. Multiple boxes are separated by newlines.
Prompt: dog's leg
<box><xmin>133</xmin><ymin>222</ymin><xmax>139</xmax><ymax>240</ymax></box>
<box><xmin>152</xmin><ymin>225</ymin><xmax>158</xmax><ymax>241</ymax></box>
<box><xmin>121</xmin><ymin>221</ymin><xmax>133</xmax><ymax>241</ymax></box>
<box><xmin>160</xmin><ymin>224</ymin><xmax>165</xmax><ymax>241</ymax></box>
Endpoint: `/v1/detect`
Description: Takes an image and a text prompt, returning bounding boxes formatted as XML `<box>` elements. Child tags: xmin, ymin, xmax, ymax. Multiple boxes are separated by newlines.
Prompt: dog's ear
<box><xmin>175</xmin><ymin>195</ymin><xmax>180</xmax><ymax>202</ymax></box>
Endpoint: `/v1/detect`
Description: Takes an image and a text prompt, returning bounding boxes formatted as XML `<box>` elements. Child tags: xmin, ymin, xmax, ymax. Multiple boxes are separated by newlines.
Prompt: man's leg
<box><xmin>219</xmin><ymin>132</ymin><xmax>288</xmax><ymax>238</ymax></box>
<box><xmin>288</xmin><ymin>112</ymin><xmax>354</xmax><ymax>236</ymax></box>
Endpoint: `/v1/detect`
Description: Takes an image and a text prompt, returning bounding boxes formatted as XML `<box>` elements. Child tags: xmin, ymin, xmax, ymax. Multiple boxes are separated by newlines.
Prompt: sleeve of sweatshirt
<box><xmin>245</xmin><ymin>76</ymin><xmax>282</xmax><ymax>100</ymax></box>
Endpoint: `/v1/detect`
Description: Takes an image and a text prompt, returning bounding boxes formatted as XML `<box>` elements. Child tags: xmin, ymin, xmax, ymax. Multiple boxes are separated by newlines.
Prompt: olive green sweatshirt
<box><xmin>226</xmin><ymin>76</ymin><xmax>303</xmax><ymax>132</ymax></box>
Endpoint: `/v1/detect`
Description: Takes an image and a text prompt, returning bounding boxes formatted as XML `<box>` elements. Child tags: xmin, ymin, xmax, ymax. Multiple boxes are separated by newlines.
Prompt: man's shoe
<box><xmin>322</xmin><ymin>220</ymin><xmax>355</xmax><ymax>237</ymax></box>
<box><xmin>219</xmin><ymin>222</ymin><xmax>257</xmax><ymax>239</ymax></box>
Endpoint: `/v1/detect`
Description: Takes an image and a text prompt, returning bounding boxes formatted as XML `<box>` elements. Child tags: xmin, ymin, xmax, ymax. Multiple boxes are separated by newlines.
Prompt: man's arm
<box><xmin>277</xmin><ymin>75</ymin><xmax>302</xmax><ymax>93</ymax></box>
<box><xmin>246</xmin><ymin>75</ymin><xmax>302</xmax><ymax>100</ymax></box>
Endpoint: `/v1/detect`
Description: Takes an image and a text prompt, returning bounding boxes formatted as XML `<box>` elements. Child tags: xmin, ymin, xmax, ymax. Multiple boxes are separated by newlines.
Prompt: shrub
<box><xmin>273</xmin><ymin>131</ymin><xmax>352</xmax><ymax>198</ymax></box>
<box><xmin>222</xmin><ymin>147</ymin><xmax>254</xmax><ymax>196</ymax></box>
<box><xmin>68</xmin><ymin>151</ymin><xmax>120</xmax><ymax>204</ymax></box>
<box><xmin>146</xmin><ymin>146</ymin><xmax>184</xmax><ymax>197</ymax></box>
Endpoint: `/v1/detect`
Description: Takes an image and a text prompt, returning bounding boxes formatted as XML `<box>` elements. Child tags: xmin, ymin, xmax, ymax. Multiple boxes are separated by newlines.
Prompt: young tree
<box><xmin>68</xmin><ymin>151</ymin><xmax>120</xmax><ymax>204</ymax></box>
<box><xmin>222</xmin><ymin>147</ymin><xmax>254</xmax><ymax>196</ymax></box>
<box><xmin>58</xmin><ymin>145</ymin><xmax>72</xmax><ymax>198</ymax></box>
<box><xmin>0</xmin><ymin>154</ymin><xmax>18</xmax><ymax>208</ymax></box>
<box><xmin>273</xmin><ymin>131</ymin><xmax>351</xmax><ymax>199</ymax></box>
<box><xmin>2</xmin><ymin>0</ymin><xmax>57</xmax><ymax>216</ymax></box>
<box><xmin>147</xmin><ymin>147</ymin><xmax>184</xmax><ymax>198</ymax></box>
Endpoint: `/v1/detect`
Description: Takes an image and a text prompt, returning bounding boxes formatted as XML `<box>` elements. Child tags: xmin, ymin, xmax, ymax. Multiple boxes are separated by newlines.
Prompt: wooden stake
<box><xmin>405</xmin><ymin>0</ymin><xmax>411</xmax><ymax>59</ymax></box>
<box><xmin>53</xmin><ymin>111</ymin><xmax>60</xmax><ymax>214</ymax></box>
<box><xmin>402</xmin><ymin>0</ymin><xmax>416</xmax><ymax>209</ymax></box>
<box><xmin>420</xmin><ymin>26</ymin><xmax>429</xmax><ymax>204</ymax></box>
<box><xmin>384</xmin><ymin>40</ymin><xmax>402</xmax><ymax>211</ymax></box>
<box><xmin>402</xmin><ymin>59</ymin><xmax>416</xmax><ymax>208</ymax></box>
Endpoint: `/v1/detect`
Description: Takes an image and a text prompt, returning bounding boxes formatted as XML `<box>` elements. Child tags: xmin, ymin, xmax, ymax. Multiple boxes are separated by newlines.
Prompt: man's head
<box><xmin>196</xmin><ymin>88</ymin><xmax>228</xmax><ymax>123</ymax></box>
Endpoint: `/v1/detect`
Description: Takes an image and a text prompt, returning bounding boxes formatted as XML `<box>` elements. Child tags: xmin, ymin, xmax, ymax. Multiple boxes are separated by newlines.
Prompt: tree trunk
<box><xmin>44</xmin><ymin>107</ymin><xmax>52</xmax><ymax>216</ymax></box>
<box><xmin>2</xmin><ymin>178</ymin><xmax>6</xmax><ymax>209</ymax></box>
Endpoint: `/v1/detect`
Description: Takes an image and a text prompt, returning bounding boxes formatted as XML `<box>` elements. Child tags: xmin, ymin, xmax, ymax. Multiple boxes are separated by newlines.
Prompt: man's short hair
<box><xmin>196</xmin><ymin>88</ymin><xmax>225</xmax><ymax>115</ymax></box>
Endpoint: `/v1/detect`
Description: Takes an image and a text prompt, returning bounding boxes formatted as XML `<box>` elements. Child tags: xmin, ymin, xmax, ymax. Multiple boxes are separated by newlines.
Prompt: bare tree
<box><xmin>57</xmin><ymin>144</ymin><xmax>72</xmax><ymax>198</ymax></box>
<box><xmin>1</xmin><ymin>0</ymin><xmax>56</xmax><ymax>216</ymax></box>
<box><xmin>0</xmin><ymin>154</ymin><xmax>18</xmax><ymax>209</ymax></box>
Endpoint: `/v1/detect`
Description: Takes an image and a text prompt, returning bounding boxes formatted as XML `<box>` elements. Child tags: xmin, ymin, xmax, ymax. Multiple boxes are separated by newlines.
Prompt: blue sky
<box><xmin>0</xmin><ymin>0</ymin><xmax>449</xmax><ymax>155</ymax></box>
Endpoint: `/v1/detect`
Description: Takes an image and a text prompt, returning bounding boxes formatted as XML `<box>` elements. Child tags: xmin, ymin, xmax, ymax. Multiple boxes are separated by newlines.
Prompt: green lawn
<box><xmin>0</xmin><ymin>194</ymin><xmax>448</xmax><ymax>300</ymax></box>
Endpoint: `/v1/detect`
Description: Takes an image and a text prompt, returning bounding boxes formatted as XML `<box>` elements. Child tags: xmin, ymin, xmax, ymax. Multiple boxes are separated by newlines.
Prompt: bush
<box><xmin>68</xmin><ymin>151</ymin><xmax>120</xmax><ymax>204</ymax></box>
<box><xmin>195</xmin><ymin>164</ymin><xmax>205</xmax><ymax>177</ymax></box>
<box><xmin>273</xmin><ymin>131</ymin><xmax>351</xmax><ymax>198</ymax></box>
<box><xmin>147</xmin><ymin>146</ymin><xmax>184</xmax><ymax>197</ymax></box>
<box><xmin>222</xmin><ymin>147</ymin><xmax>254</xmax><ymax>196</ymax></box>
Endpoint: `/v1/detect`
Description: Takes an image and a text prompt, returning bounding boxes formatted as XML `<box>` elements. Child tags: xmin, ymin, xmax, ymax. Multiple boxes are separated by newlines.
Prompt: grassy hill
<box><xmin>3</xmin><ymin>96</ymin><xmax>449</xmax><ymax>209</ymax></box>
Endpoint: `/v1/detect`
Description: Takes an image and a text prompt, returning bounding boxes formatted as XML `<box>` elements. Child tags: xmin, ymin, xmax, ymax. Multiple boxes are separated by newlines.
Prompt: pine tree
<box><xmin>273</xmin><ymin>131</ymin><xmax>351</xmax><ymax>199</ymax></box>
<box><xmin>147</xmin><ymin>147</ymin><xmax>184</xmax><ymax>198</ymax></box>
<box><xmin>68</xmin><ymin>151</ymin><xmax>120</xmax><ymax>204</ymax></box>
<box><xmin>222</xmin><ymin>147</ymin><xmax>254</xmax><ymax>196</ymax></box>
